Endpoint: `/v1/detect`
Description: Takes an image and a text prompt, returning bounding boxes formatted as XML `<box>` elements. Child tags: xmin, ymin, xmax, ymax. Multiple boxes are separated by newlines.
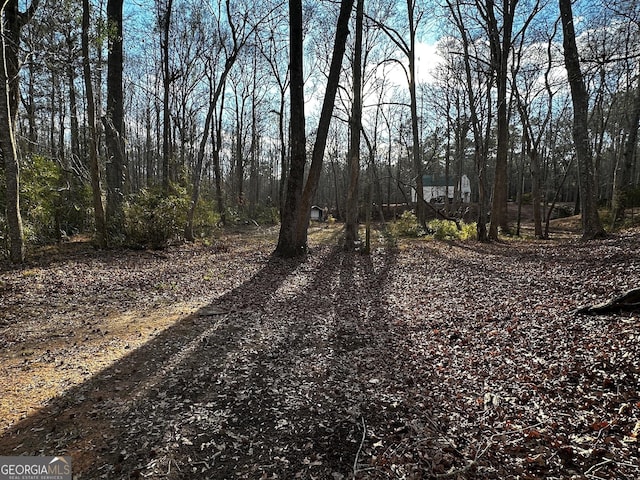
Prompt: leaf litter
<box><xmin>0</xmin><ymin>225</ymin><xmax>638</xmax><ymax>479</ymax></box>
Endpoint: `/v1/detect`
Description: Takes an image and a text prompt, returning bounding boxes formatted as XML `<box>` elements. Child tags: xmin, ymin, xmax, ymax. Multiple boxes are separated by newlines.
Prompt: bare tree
<box><xmin>445</xmin><ymin>0</ymin><xmax>492</xmax><ymax>241</ymax></box>
<box><xmin>369</xmin><ymin>0</ymin><xmax>428</xmax><ymax>225</ymax></box>
<box><xmin>559</xmin><ymin>0</ymin><xmax>605</xmax><ymax>239</ymax></box>
<box><xmin>185</xmin><ymin>0</ymin><xmax>257</xmax><ymax>241</ymax></box>
<box><xmin>512</xmin><ymin>15</ymin><xmax>557</xmax><ymax>238</ymax></box>
<box><xmin>104</xmin><ymin>0</ymin><xmax>126</xmax><ymax>236</ymax></box>
<box><xmin>158</xmin><ymin>0</ymin><xmax>174</xmax><ymax>193</ymax></box>
<box><xmin>275</xmin><ymin>0</ymin><xmax>355</xmax><ymax>257</ymax></box>
<box><xmin>480</xmin><ymin>0</ymin><xmax>517</xmax><ymax>238</ymax></box>
<box><xmin>81</xmin><ymin>0</ymin><xmax>107</xmax><ymax>248</ymax></box>
<box><xmin>609</xmin><ymin>2</ymin><xmax>640</xmax><ymax>226</ymax></box>
<box><xmin>344</xmin><ymin>0</ymin><xmax>364</xmax><ymax>250</ymax></box>
<box><xmin>258</xmin><ymin>23</ymin><xmax>290</xmax><ymax>219</ymax></box>
<box><xmin>0</xmin><ymin>0</ymin><xmax>40</xmax><ymax>262</ymax></box>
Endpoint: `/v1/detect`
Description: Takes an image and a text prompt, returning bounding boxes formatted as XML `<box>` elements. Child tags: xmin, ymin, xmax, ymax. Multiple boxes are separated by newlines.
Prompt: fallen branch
<box><xmin>575</xmin><ymin>288</ymin><xmax>640</xmax><ymax>314</ymax></box>
<box><xmin>353</xmin><ymin>416</ymin><xmax>367</xmax><ymax>477</ymax></box>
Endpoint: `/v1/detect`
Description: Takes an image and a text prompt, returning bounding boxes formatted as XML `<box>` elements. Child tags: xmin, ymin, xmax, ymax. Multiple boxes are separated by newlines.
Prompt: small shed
<box><xmin>310</xmin><ymin>205</ymin><xmax>324</xmax><ymax>221</ymax></box>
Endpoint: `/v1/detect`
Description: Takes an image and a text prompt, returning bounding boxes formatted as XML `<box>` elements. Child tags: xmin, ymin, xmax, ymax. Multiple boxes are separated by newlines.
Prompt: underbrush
<box><xmin>123</xmin><ymin>187</ymin><xmax>191</xmax><ymax>248</ymax></box>
<box><xmin>388</xmin><ymin>211</ymin><xmax>477</xmax><ymax>241</ymax></box>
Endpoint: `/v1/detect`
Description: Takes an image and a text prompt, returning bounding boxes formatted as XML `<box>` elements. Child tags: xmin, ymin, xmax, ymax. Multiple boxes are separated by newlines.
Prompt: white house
<box><xmin>412</xmin><ymin>174</ymin><xmax>472</xmax><ymax>204</ymax></box>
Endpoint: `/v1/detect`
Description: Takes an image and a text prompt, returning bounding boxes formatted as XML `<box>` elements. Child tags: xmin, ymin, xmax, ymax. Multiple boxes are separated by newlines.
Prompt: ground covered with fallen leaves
<box><xmin>0</xmin><ymin>222</ymin><xmax>639</xmax><ymax>479</ymax></box>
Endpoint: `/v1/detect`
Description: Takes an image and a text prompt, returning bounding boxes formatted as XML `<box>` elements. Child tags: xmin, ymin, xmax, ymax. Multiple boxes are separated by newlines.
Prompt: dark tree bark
<box><xmin>0</xmin><ymin>1</ymin><xmax>23</xmax><ymax>263</ymax></box>
<box><xmin>275</xmin><ymin>0</ymin><xmax>307</xmax><ymax>257</ymax></box>
<box><xmin>82</xmin><ymin>0</ymin><xmax>107</xmax><ymax>248</ymax></box>
<box><xmin>160</xmin><ymin>0</ymin><xmax>174</xmax><ymax>193</ymax></box>
<box><xmin>277</xmin><ymin>92</ymin><xmax>288</xmax><ymax>218</ymax></box>
<box><xmin>104</xmin><ymin>0</ymin><xmax>126</xmax><ymax>236</ymax></box>
<box><xmin>294</xmin><ymin>0</ymin><xmax>355</xmax><ymax>250</ymax></box>
<box><xmin>447</xmin><ymin>0</ymin><xmax>490</xmax><ymax>241</ymax></box>
<box><xmin>406</xmin><ymin>0</ymin><xmax>426</xmax><ymax>226</ymax></box>
<box><xmin>275</xmin><ymin>0</ymin><xmax>355</xmax><ymax>257</ymax></box>
<box><xmin>483</xmin><ymin>0</ymin><xmax>515</xmax><ymax>239</ymax></box>
<box><xmin>344</xmin><ymin>0</ymin><xmax>364</xmax><ymax>250</ymax></box>
<box><xmin>559</xmin><ymin>0</ymin><xmax>606</xmax><ymax>240</ymax></box>
<box><xmin>0</xmin><ymin>0</ymin><xmax>39</xmax><ymax>263</ymax></box>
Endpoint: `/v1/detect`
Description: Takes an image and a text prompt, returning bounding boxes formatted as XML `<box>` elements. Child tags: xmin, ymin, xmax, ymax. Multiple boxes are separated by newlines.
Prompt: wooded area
<box><xmin>0</xmin><ymin>224</ymin><xmax>639</xmax><ymax>478</ymax></box>
<box><xmin>0</xmin><ymin>0</ymin><xmax>639</xmax><ymax>260</ymax></box>
<box><xmin>1</xmin><ymin>0</ymin><xmax>639</xmax><ymax>478</ymax></box>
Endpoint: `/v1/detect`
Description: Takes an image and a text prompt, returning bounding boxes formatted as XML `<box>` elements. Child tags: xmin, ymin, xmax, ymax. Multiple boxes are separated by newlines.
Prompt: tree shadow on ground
<box><xmin>0</xmin><ymin>253</ymin><xmax>304</xmax><ymax>475</ymax></box>
<box><xmin>1</xmin><ymin>243</ymin><xmax>450</xmax><ymax>479</ymax></box>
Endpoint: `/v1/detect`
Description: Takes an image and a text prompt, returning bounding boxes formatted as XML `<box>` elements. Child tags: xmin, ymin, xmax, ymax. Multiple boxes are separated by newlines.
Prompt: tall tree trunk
<box><xmin>277</xmin><ymin>89</ymin><xmax>287</xmax><ymax>220</ymax></box>
<box><xmin>344</xmin><ymin>0</ymin><xmax>364</xmax><ymax>250</ymax></box>
<box><xmin>486</xmin><ymin>0</ymin><xmax>514</xmax><ymax>239</ymax></box>
<box><xmin>185</xmin><ymin>93</ymin><xmax>216</xmax><ymax>241</ymax></box>
<box><xmin>249</xmin><ymin>53</ymin><xmax>260</xmax><ymax>215</ymax></box>
<box><xmin>234</xmin><ymin>98</ymin><xmax>245</xmax><ymax>206</ymax></box>
<box><xmin>66</xmin><ymin>46</ymin><xmax>81</xmax><ymax>165</ymax></box>
<box><xmin>186</xmin><ymin>43</ymin><xmax>238</xmax><ymax>240</ymax></box>
<box><xmin>0</xmin><ymin>11</ymin><xmax>24</xmax><ymax>262</ymax></box>
<box><xmin>160</xmin><ymin>0</ymin><xmax>173</xmax><ymax>193</ymax></box>
<box><xmin>82</xmin><ymin>0</ymin><xmax>107</xmax><ymax>248</ymax></box>
<box><xmin>518</xmin><ymin>105</ymin><xmax>544</xmax><ymax>238</ymax></box>
<box><xmin>409</xmin><ymin>19</ymin><xmax>426</xmax><ymax>225</ymax></box>
<box><xmin>291</xmin><ymin>0</ymin><xmax>355</xmax><ymax>251</ymax></box>
<box><xmin>145</xmin><ymin>106</ymin><xmax>153</xmax><ymax>186</ymax></box>
<box><xmin>213</xmin><ymin>87</ymin><xmax>227</xmax><ymax>226</ymax></box>
<box><xmin>104</xmin><ymin>0</ymin><xmax>126</xmax><ymax>236</ymax></box>
<box><xmin>275</xmin><ymin>0</ymin><xmax>307</xmax><ymax>257</ymax></box>
<box><xmin>447</xmin><ymin>0</ymin><xmax>490</xmax><ymax>241</ymax></box>
<box><xmin>0</xmin><ymin>0</ymin><xmax>39</xmax><ymax>263</ymax></box>
<box><xmin>24</xmin><ymin>56</ymin><xmax>36</xmax><ymax>152</ymax></box>
<box><xmin>559</xmin><ymin>0</ymin><xmax>605</xmax><ymax>240</ymax></box>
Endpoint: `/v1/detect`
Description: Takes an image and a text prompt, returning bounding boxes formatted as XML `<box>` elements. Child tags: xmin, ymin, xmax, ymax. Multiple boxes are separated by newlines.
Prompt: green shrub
<box><xmin>252</xmin><ymin>205</ymin><xmax>279</xmax><ymax>225</ymax></box>
<box><xmin>460</xmin><ymin>221</ymin><xmax>478</xmax><ymax>240</ymax></box>
<box><xmin>428</xmin><ymin>219</ymin><xmax>460</xmax><ymax>240</ymax></box>
<box><xmin>191</xmin><ymin>196</ymin><xmax>221</xmax><ymax>237</ymax></box>
<box><xmin>124</xmin><ymin>187</ymin><xmax>189</xmax><ymax>248</ymax></box>
<box><xmin>426</xmin><ymin>219</ymin><xmax>478</xmax><ymax>241</ymax></box>
<box><xmin>19</xmin><ymin>155</ymin><xmax>62</xmax><ymax>244</ymax></box>
<box><xmin>18</xmin><ymin>155</ymin><xmax>94</xmax><ymax>245</ymax></box>
<box><xmin>390</xmin><ymin>210</ymin><xmax>421</xmax><ymax>237</ymax></box>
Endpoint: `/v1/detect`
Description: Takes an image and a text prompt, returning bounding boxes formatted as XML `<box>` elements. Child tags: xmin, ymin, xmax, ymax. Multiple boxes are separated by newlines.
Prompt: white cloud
<box><xmin>415</xmin><ymin>41</ymin><xmax>444</xmax><ymax>83</ymax></box>
<box><xmin>383</xmin><ymin>41</ymin><xmax>444</xmax><ymax>87</ymax></box>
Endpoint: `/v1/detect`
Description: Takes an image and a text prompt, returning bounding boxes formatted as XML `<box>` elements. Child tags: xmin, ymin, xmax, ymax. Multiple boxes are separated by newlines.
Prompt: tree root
<box><xmin>575</xmin><ymin>288</ymin><xmax>640</xmax><ymax>314</ymax></box>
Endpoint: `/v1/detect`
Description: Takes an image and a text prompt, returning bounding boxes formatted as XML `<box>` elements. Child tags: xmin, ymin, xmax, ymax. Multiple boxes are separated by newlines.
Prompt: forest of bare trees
<box><xmin>1</xmin><ymin>0</ymin><xmax>639</xmax><ymax>261</ymax></box>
